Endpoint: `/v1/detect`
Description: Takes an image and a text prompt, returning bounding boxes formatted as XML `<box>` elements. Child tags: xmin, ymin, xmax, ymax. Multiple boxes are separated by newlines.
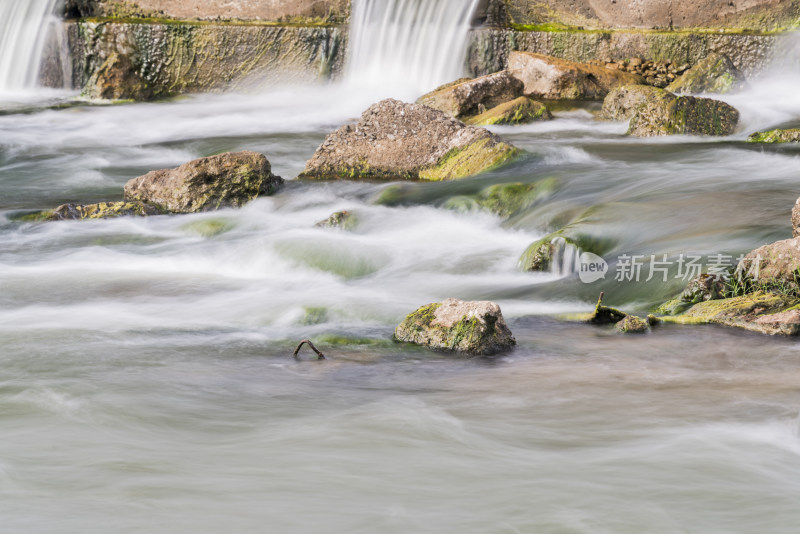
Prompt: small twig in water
<box><xmin>293</xmin><ymin>339</ymin><xmax>326</xmax><ymax>360</ymax></box>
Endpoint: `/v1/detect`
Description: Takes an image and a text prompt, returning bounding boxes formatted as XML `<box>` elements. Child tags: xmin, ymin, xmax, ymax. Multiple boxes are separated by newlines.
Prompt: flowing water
<box><xmin>3</xmin><ymin>2</ymin><xmax>800</xmax><ymax>532</ymax></box>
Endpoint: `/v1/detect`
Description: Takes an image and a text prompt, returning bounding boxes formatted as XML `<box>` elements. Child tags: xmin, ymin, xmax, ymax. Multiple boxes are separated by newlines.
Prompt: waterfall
<box><xmin>346</xmin><ymin>0</ymin><xmax>481</xmax><ymax>94</ymax></box>
<box><xmin>549</xmin><ymin>237</ymin><xmax>583</xmax><ymax>277</ymax></box>
<box><xmin>0</xmin><ymin>0</ymin><xmax>61</xmax><ymax>93</ymax></box>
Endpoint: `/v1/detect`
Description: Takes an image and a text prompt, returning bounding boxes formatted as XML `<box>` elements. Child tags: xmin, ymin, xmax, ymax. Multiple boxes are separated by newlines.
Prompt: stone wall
<box><xmin>486</xmin><ymin>0</ymin><xmax>800</xmax><ymax>31</ymax></box>
<box><xmin>64</xmin><ymin>0</ymin><xmax>350</xmax><ymax>23</ymax></box>
<box><xmin>67</xmin><ymin>21</ymin><xmax>345</xmax><ymax>98</ymax></box>
<box><xmin>467</xmin><ymin>28</ymin><xmax>779</xmax><ymax>77</ymax></box>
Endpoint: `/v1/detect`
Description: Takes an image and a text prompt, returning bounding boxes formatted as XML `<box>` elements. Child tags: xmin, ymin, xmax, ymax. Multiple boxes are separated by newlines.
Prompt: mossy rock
<box><xmin>445</xmin><ymin>178</ymin><xmax>557</xmax><ymax>218</ymax></box>
<box><xmin>301</xmin><ymin>307</ymin><xmax>329</xmax><ymax>326</ymax></box>
<box><xmin>628</xmin><ymin>93</ymin><xmax>739</xmax><ymax>137</ymax></box>
<box><xmin>464</xmin><ymin>97</ymin><xmax>552</xmax><ymax>127</ymax></box>
<box><xmin>394</xmin><ymin>298</ymin><xmax>516</xmax><ymax>355</ymax></box>
<box><xmin>747</xmin><ymin>128</ymin><xmax>800</xmax><ymax>143</ymax></box>
<box><xmin>615</xmin><ymin>315</ymin><xmax>650</xmax><ymax>333</ymax></box>
<box><xmin>417</xmin><ymin>138</ymin><xmax>520</xmax><ymax>181</ymax></box>
<box><xmin>666</xmin><ymin>53</ymin><xmax>745</xmax><ymax>95</ymax></box>
<box><xmin>314</xmin><ymin>210</ymin><xmax>357</xmax><ymax>230</ymax></box>
<box><xmin>47</xmin><ymin>201</ymin><xmax>165</xmax><ymax>221</ymax></box>
<box><xmin>519</xmin><ymin>231</ymin><xmax>614</xmax><ymax>272</ymax></box>
<box><xmin>181</xmin><ymin>218</ymin><xmax>235</xmax><ymax>237</ymax></box>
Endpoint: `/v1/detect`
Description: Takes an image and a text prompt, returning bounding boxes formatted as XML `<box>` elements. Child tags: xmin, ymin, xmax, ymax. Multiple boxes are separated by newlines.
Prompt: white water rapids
<box><xmin>3</xmin><ymin>2</ymin><xmax>800</xmax><ymax>533</ymax></box>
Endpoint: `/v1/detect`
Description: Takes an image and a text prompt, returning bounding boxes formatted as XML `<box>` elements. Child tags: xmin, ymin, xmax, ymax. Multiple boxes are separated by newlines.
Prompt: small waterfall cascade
<box><xmin>0</xmin><ymin>0</ymin><xmax>61</xmax><ymax>93</ymax></box>
<box><xmin>346</xmin><ymin>0</ymin><xmax>481</xmax><ymax>94</ymax></box>
<box><xmin>549</xmin><ymin>237</ymin><xmax>583</xmax><ymax>277</ymax></box>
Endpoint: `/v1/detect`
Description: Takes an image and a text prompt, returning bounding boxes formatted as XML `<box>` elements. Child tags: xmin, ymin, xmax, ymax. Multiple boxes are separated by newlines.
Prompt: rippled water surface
<box><xmin>3</xmin><ymin>72</ymin><xmax>800</xmax><ymax>532</ymax></box>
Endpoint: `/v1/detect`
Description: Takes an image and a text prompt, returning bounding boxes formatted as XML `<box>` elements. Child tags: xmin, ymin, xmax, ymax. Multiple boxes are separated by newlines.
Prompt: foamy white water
<box><xmin>346</xmin><ymin>0</ymin><xmax>481</xmax><ymax>95</ymax></box>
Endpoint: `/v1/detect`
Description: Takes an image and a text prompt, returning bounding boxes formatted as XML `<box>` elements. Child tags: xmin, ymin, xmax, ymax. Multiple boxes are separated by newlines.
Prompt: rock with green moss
<box><xmin>519</xmin><ymin>230</ymin><xmax>612</xmax><ymax>272</ymax></box>
<box><xmin>681</xmin><ymin>273</ymin><xmax>727</xmax><ymax>305</ymax></box>
<box><xmin>393</xmin><ymin>298</ymin><xmax>516</xmax><ymax>355</ymax></box>
<box><xmin>627</xmin><ymin>93</ymin><xmax>739</xmax><ymax>137</ymax></box>
<box><xmin>447</xmin><ymin>179</ymin><xmax>557</xmax><ymax>218</ymax></box>
<box><xmin>298</xmin><ymin>99</ymin><xmax>519</xmax><ymax>182</ymax></box>
<box><xmin>314</xmin><ymin>210</ymin><xmax>357</xmax><ymax>230</ymax></box>
<box><xmin>675</xmin><ymin>291</ymin><xmax>800</xmax><ymax>335</ymax></box>
<box><xmin>615</xmin><ymin>315</ymin><xmax>650</xmax><ymax>333</ymax></box>
<box><xmin>747</xmin><ymin>128</ymin><xmax>800</xmax><ymax>144</ymax></box>
<box><xmin>124</xmin><ymin>151</ymin><xmax>283</xmax><ymax>214</ymax></box>
<box><xmin>47</xmin><ymin>201</ymin><xmax>164</xmax><ymax>220</ymax></box>
<box><xmin>464</xmin><ymin>97</ymin><xmax>552</xmax><ymax>126</ymax></box>
<box><xmin>508</xmin><ymin>51</ymin><xmax>643</xmax><ymax>100</ymax></box>
<box><xmin>666</xmin><ymin>53</ymin><xmax>745</xmax><ymax>95</ymax></box>
<box><xmin>416</xmin><ymin>71</ymin><xmax>523</xmax><ymax>119</ymax></box>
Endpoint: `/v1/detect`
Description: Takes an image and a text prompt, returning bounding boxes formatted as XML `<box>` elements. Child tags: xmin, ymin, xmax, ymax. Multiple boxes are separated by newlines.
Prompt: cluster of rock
<box><xmin>601</xmin><ymin>58</ymin><xmax>689</xmax><ymax>88</ymax></box>
<box><xmin>43</xmin><ymin>151</ymin><xmax>283</xmax><ymax>221</ymax></box>
<box><xmin>654</xmin><ymin>202</ymin><xmax>800</xmax><ymax>336</ymax></box>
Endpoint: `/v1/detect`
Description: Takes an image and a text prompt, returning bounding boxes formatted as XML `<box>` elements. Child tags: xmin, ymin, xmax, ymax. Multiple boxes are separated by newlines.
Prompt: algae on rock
<box><xmin>394</xmin><ymin>298</ymin><xmax>516</xmax><ymax>355</ymax></box>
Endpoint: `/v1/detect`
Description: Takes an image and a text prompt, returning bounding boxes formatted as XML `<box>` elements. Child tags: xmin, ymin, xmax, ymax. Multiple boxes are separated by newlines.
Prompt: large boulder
<box><xmin>627</xmin><ymin>92</ymin><xmax>739</xmax><ymax>137</ymax></box>
<box><xmin>463</xmin><ymin>96</ymin><xmax>552</xmax><ymax>126</ymax></box>
<box><xmin>394</xmin><ymin>298</ymin><xmax>516</xmax><ymax>355</ymax></box>
<box><xmin>748</xmin><ymin>128</ymin><xmax>800</xmax><ymax>144</ymax></box>
<box><xmin>417</xmin><ymin>71</ymin><xmax>523</xmax><ymax>119</ymax></box>
<box><xmin>507</xmin><ymin>51</ymin><xmax>643</xmax><ymax>100</ymax></box>
<box><xmin>666</xmin><ymin>53</ymin><xmax>745</xmax><ymax>95</ymax></box>
<box><xmin>298</xmin><ymin>99</ymin><xmax>519</xmax><ymax>181</ymax></box>
<box><xmin>124</xmin><ymin>151</ymin><xmax>283</xmax><ymax>213</ymax></box>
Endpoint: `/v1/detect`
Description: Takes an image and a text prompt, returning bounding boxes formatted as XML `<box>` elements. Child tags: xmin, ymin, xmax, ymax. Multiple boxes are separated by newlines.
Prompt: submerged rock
<box><xmin>47</xmin><ymin>201</ymin><xmax>164</xmax><ymax>220</ymax></box>
<box><xmin>124</xmin><ymin>151</ymin><xmax>283</xmax><ymax>214</ymax></box>
<box><xmin>417</xmin><ymin>71</ymin><xmax>523</xmax><ymax>119</ymax></box>
<box><xmin>298</xmin><ymin>99</ymin><xmax>519</xmax><ymax>181</ymax></box>
<box><xmin>519</xmin><ymin>231</ymin><xmax>613</xmax><ymax>272</ymax></box>
<box><xmin>464</xmin><ymin>96</ymin><xmax>552</xmax><ymax>126</ymax></box>
<box><xmin>314</xmin><ymin>210</ymin><xmax>356</xmax><ymax>230</ymax></box>
<box><xmin>507</xmin><ymin>51</ymin><xmax>643</xmax><ymax>100</ymax></box>
<box><xmin>394</xmin><ymin>298</ymin><xmax>516</xmax><ymax>355</ymax></box>
<box><xmin>747</xmin><ymin>128</ymin><xmax>800</xmax><ymax>143</ymax></box>
<box><xmin>445</xmin><ymin>179</ymin><xmax>557</xmax><ymax>218</ymax></box>
<box><xmin>666</xmin><ymin>53</ymin><xmax>745</xmax><ymax>95</ymax></box>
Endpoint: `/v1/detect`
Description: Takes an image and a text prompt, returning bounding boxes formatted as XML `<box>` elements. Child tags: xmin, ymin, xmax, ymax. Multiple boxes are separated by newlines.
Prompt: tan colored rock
<box><xmin>394</xmin><ymin>298</ymin><xmax>516</xmax><ymax>355</ymax></box>
<box><xmin>601</xmin><ymin>85</ymin><xmax>674</xmax><ymax>121</ymax></box>
<box><xmin>82</xmin><ymin>51</ymin><xmax>153</xmax><ymax>101</ymax></box>
<box><xmin>417</xmin><ymin>71</ymin><xmax>523</xmax><ymax>119</ymax></box>
<box><xmin>124</xmin><ymin>151</ymin><xmax>283</xmax><ymax>213</ymax></box>
<box><xmin>753</xmin><ymin>309</ymin><xmax>800</xmax><ymax>336</ymax></box>
<box><xmin>507</xmin><ymin>52</ymin><xmax>643</xmax><ymax>100</ymax></box>
<box><xmin>47</xmin><ymin>201</ymin><xmax>164</xmax><ymax>220</ymax></box>
<box><xmin>793</xmin><ymin>197</ymin><xmax>800</xmax><ymax>238</ymax></box>
<box><xmin>298</xmin><ymin>99</ymin><xmax>519</xmax><ymax>182</ymax></box>
<box><xmin>738</xmin><ymin>238</ymin><xmax>800</xmax><ymax>285</ymax></box>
